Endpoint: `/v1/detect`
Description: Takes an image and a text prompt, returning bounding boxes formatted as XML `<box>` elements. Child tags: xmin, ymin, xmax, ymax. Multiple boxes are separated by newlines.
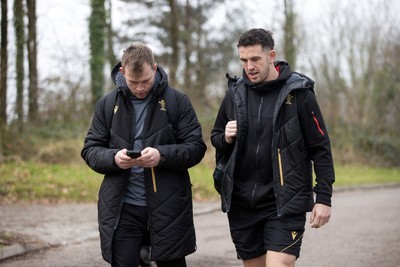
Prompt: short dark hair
<box><xmin>121</xmin><ymin>43</ymin><xmax>155</xmax><ymax>73</ymax></box>
<box><xmin>237</xmin><ymin>28</ymin><xmax>275</xmax><ymax>51</ymax></box>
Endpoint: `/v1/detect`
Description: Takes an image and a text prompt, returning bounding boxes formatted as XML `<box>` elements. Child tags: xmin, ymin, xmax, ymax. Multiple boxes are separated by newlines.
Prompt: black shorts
<box><xmin>227</xmin><ymin>204</ymin><xmax>306</xmax><ymax>260</ymax></box>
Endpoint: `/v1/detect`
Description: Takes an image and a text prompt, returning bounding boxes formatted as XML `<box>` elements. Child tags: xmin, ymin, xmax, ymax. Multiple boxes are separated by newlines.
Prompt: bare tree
<box><xmin>14</xmin><ymin>0</ymin><xmax>25</xmax><ymax>129</ymax></box>
<box><xmin>105</xmin><ymin>0</ymin><xmax>117</xmax><ymax>67</ymax></box>
<box><xmin>0</xmin><ymin>0</ymin><xmax>8</xmax><ymax>160</ymax></box>
<box><xmin>89</xmin><ymin>0</ymin><xmax>106</xmax><ymax>105</ymax></box>
<box><xmin>283</xmin><ymin>0</ymin><xmax>297</xmax><ymax>69</ymax></box>
<box><xmin>166</xmin><ymin>0</ymin><xmax>179</xmax><ymax>86</ymax></box>
<box><xmin>188</xmin><ymin>0</ymin><xmax>209</xmax><ymax>103</ymax></box>
<box><xmin>27</xmin><ymin>0</ymin><xmax>38</xmax><ymax>122</ymax></box>
<box><xmin>117</xmin><ymin>0</ymin><xmax>227</xmax><ymax>94</ymax></box>
<box><xmin>311</xmin><ymin>0</ymin><xmax>400</xmax><ymax>166</ymax></box>
<box><xmin>182</xmin><ymin>0</ymin><xmax>191</xmax><ymax>93</ymax></box>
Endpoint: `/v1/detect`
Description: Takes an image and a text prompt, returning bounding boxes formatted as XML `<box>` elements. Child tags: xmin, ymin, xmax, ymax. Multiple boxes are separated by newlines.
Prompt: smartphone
<box><xmin>126</xmin><ymin>150</ymin><xmax>141</xmax><ymax>158</ymax></box>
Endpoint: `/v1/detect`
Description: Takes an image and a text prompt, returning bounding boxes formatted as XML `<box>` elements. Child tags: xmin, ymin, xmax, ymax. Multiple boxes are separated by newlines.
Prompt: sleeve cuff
<box><xmin>315</xmin><ymin>193</ymin><xmax>332</xmax><ymax>207</ymax></box>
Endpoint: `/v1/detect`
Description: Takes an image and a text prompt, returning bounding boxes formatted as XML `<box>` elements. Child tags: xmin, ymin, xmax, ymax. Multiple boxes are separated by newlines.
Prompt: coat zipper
<box><xmin>277</xmin><ymin>148</ymin><xmax>284</xmax><ymax>186</ymax></box>
<box><xmin>250</xmin><ymin>96</ymin><xmax>264</xmax><ymax>207</ymax></box>
<box><xmin>114</xmin><ymin>100</ymin><xmax>135</xmax><ymax>231</ymax></box>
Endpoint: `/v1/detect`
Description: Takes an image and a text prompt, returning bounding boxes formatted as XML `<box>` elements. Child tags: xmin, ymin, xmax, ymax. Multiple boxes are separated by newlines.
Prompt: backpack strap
<box><xmin>104</xmin><ymin>89</ymin><xmax>118</xmax><ymax>129</ymax></box>
<box><xmin>163</xmin><ymin>87</ymin><xmax>182</xmax><ymax>136</ymax></box>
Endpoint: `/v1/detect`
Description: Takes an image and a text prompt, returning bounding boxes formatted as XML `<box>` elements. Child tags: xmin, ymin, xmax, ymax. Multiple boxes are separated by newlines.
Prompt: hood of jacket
<box><xmin>111</xmin><ymin>62</ymin><xmax>169</xmax><ymax>99</ymax></box>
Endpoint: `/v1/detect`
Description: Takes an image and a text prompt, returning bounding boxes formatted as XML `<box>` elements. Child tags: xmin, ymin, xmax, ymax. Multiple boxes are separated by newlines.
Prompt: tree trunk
<box><xmin>0</xmin><ymin>0</ymin><xmax>8</xmax><ymax>160</ymax></box>
<box><xmin>183</xmin><ymin>0</ymin><xmax>191</xmax><ymax>92</ymax></box>
<box><xmin>283</xmin><ymin>0</ymin><xmax>297</xmax><ymax>69</ymax></box>
<box><xmin>89</xmin><ymin>0</ymin><xmax>106</xmax><ymax>105</ymax></box>
<box><xmin>14</xmin><ymin>0</ymin><xmax>25</xmax><ymax>129</ymax></box>
<box><xmin>193</xmin><ymin>2</ymin><xmax>206</xmax><ymax>105</ymax></box>
<box><xmin>27</xmin><ymin>0</ymin><xmax>38</xmax><ymax>122</ymax></box>
<box><xmin>105</xmin><ymin>0</ymin><xmax>117</xmax><ymax>67</ymax></box>
<box><xmin>167</xmin><ymin>0</ymin><xmax>179</xmax><ymax>87</ymax></box>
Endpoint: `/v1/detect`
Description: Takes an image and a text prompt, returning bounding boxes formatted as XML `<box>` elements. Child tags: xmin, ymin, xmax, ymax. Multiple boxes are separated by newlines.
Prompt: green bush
<box><xmin>36</xmin><ymin>140</ymin><xmax>82</xmax><ymax>164</ymax></box>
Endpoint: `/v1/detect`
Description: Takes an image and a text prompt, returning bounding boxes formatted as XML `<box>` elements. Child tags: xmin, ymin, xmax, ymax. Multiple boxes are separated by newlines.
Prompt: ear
<box><xmin>153</xmin><ymin>63</ymin><xmax>158</xmax><ymax>72</ymax></box>
<box><xmin>119</xmin><ymin>66</ymin><xmax>125</xmax><ymax>76</ymax></box>
<box><xmin>268</xmin><ymin>50</ymin><xmax>276</xmax><ymax>63</ymax></box>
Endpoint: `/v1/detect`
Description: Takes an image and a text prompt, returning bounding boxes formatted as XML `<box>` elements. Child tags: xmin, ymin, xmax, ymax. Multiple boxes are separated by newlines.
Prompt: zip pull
<box><xmin>277</xmin><ymin>148</ymin><xmax>284</xmax><ymax>186</ymax></box>
<box><xmin>151</xmin><ymin>167</ymin><xmax>157</xmax><ymax>193</ymax></box>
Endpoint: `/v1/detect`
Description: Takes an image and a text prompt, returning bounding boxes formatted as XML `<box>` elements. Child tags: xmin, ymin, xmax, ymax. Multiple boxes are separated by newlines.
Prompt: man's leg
<box><xmin>157</xmin><ymin>257</ymin><xmax>187</xmax><ymax>267</ymax></box>
<box><xmin>263</xmin><ymin>214</ymin><xmax>306</xmax><ymax>267</ymax></box>
<box><xmin>242</xmin><ymin>251</ymin><xmax>296</xmax><ymax>267</ymax></box>
<box><xmin>243</xmin><ymin>254</ymin><xmax>266</xmax><ymax>267</ymax></box>
<box><xmin>265</xmin><ymin>251</ymin><xmax>296</xmax><ymax>267</ymax></box>
<box><xmin>112</xmin><ymin>203</ymin><xmax>148</xmax><ymax>267</ymax></box>
<box><xmin>227</xmin><ymin>205</ymin><xmax>267</xmax><ymax>266</ymax></box>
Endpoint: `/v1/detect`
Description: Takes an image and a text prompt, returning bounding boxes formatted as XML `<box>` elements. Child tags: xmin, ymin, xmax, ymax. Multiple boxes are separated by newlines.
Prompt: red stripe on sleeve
<box><xmin>312</xmin><ymin>112</ymin><xmax>325</xmax><ymax>135</ymax></box>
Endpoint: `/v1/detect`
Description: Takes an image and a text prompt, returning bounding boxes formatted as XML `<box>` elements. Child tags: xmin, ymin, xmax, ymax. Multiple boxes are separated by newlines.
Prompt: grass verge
<box><xmin>334</xmin><ymin>165</ymin><xmax>400</xmax><ymax>186</ymax></box>
<box><xmin>0</xmin><ymin>161</ymin><xmax>102</xmax><ymax>203</ymax></box>
<box><xmin>0</xmin><ymin>162</ymin><xmax>399</xmax><ymax>203</ymax></box>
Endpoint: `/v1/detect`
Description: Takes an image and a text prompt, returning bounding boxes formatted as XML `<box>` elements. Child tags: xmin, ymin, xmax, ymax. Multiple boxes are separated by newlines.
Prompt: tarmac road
<box><xmin>1</xmin><ymin>185</ymin><xmax>400</xmax><ymax>267</ymax></box>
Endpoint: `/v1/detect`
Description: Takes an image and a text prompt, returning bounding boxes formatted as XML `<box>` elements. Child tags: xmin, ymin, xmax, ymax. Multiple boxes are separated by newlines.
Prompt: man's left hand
<box><xmin>310</xmin><ymin>203</ymin><xmax>331</xmax><ymax>228</ymax></box>
<box><xmin>136</xmin><ymin>147</ymin><xmax>161</xmax><ymax>168</ymax></box>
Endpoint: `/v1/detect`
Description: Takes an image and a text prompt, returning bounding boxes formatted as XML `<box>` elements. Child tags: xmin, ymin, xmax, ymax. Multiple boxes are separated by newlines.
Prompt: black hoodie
<box><xmin>211</xmin><ymin>61</ymin><xmax>334</xmax><ymax>215</ymax></box>
<box><xmin>233</xmin><ymin>61</ymin><xmax>292</xmax><ymax>210</ymax></box>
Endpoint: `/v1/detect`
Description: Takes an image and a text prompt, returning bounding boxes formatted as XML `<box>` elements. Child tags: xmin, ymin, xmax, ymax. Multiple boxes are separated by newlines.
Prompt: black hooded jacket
<box><xmin>211</xmin><ymin>61</ymin><xmax>335</xmax><ymax>215</ymax></box>
<box><xmin>81</xmin><ymin>64</ymin><xmax>206</xmax><ymax>263</ymax></box>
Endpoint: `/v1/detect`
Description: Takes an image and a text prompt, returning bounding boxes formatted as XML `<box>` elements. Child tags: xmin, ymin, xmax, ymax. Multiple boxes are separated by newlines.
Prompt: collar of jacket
<box><xmin>242</xmin><ymin>61</ymin><xmax>292</xmax><ymax>93</ymax></box>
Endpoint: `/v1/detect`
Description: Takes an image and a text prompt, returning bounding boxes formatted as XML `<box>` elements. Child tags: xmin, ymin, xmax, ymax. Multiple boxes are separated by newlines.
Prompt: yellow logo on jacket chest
<box><xmin>285</xmin><ymin>94</ymin><xmax>294</xmax><ymax>105</ymax></box>
<box><xmin>158</xmin><ymin>99</ymin><xmax>166</xmax><ymax>111</ymax></box>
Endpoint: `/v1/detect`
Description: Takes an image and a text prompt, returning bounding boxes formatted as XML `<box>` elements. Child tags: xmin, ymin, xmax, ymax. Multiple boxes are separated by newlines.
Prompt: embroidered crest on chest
<box><xmin>158</xmin><ymin>99</ymin><xmax>166</xmax><ymax>111</ymax></box>
<box><xmin>285</xmin><ymin>94</ymin><xmax>294</xmax><ymax>105</ymax></box>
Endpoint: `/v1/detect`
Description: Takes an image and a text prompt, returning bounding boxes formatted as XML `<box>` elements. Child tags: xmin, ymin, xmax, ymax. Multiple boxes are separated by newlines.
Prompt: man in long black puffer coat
<box><xmin>81</xmin><ymin>43</ymin><xmax>206</xmax><ymax>267</ymax></box>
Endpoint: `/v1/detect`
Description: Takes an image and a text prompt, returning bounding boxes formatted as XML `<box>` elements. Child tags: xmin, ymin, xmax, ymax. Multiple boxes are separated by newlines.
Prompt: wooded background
<box><xmin>0</xmin><ymin>0</ymin><xmax>399</xmax><ymax>166</ymax></box>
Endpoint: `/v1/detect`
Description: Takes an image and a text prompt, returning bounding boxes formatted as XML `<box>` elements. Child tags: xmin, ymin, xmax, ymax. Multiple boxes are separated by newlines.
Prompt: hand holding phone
<box><xmin>126</xmin><ymin>150</ymin><xmax>141</xmax><ymax>158</ymax></box>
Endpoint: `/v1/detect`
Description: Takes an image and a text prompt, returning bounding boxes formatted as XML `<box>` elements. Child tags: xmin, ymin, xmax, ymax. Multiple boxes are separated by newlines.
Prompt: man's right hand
<box><xmin>225</xmin><ymin>120</ymin><xmax>237</xmax><ymax>144</ymax></box>
<box><xmin>114</xmin><ymin>149</ymin><xmax>138</xmax><ymax>169</ymax></box>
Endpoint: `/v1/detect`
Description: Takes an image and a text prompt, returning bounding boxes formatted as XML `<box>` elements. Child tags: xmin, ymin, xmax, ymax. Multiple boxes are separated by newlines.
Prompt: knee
<box><xmin>266</xmin><ymin>251</ymin><xmax>296</xmax><ymax>267</ymax></box>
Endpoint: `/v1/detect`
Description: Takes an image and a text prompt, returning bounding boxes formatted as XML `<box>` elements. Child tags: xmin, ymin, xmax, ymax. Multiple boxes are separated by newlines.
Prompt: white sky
<box><xmin>4</xmin><ymin>0</ymin><xmax>399</xmax><ymax>115</ymax></box>
<box><xmin>33</xmin><ymin>0</ymin><xmax>324</xmax><ymax>78</ymax></box>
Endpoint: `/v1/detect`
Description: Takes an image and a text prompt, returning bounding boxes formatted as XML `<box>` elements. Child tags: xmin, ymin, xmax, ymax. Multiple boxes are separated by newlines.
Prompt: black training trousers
<box><xmin>112</xmin><ymin>203</ymin><xmax>187</xmax><ymax>267</ymax></box>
